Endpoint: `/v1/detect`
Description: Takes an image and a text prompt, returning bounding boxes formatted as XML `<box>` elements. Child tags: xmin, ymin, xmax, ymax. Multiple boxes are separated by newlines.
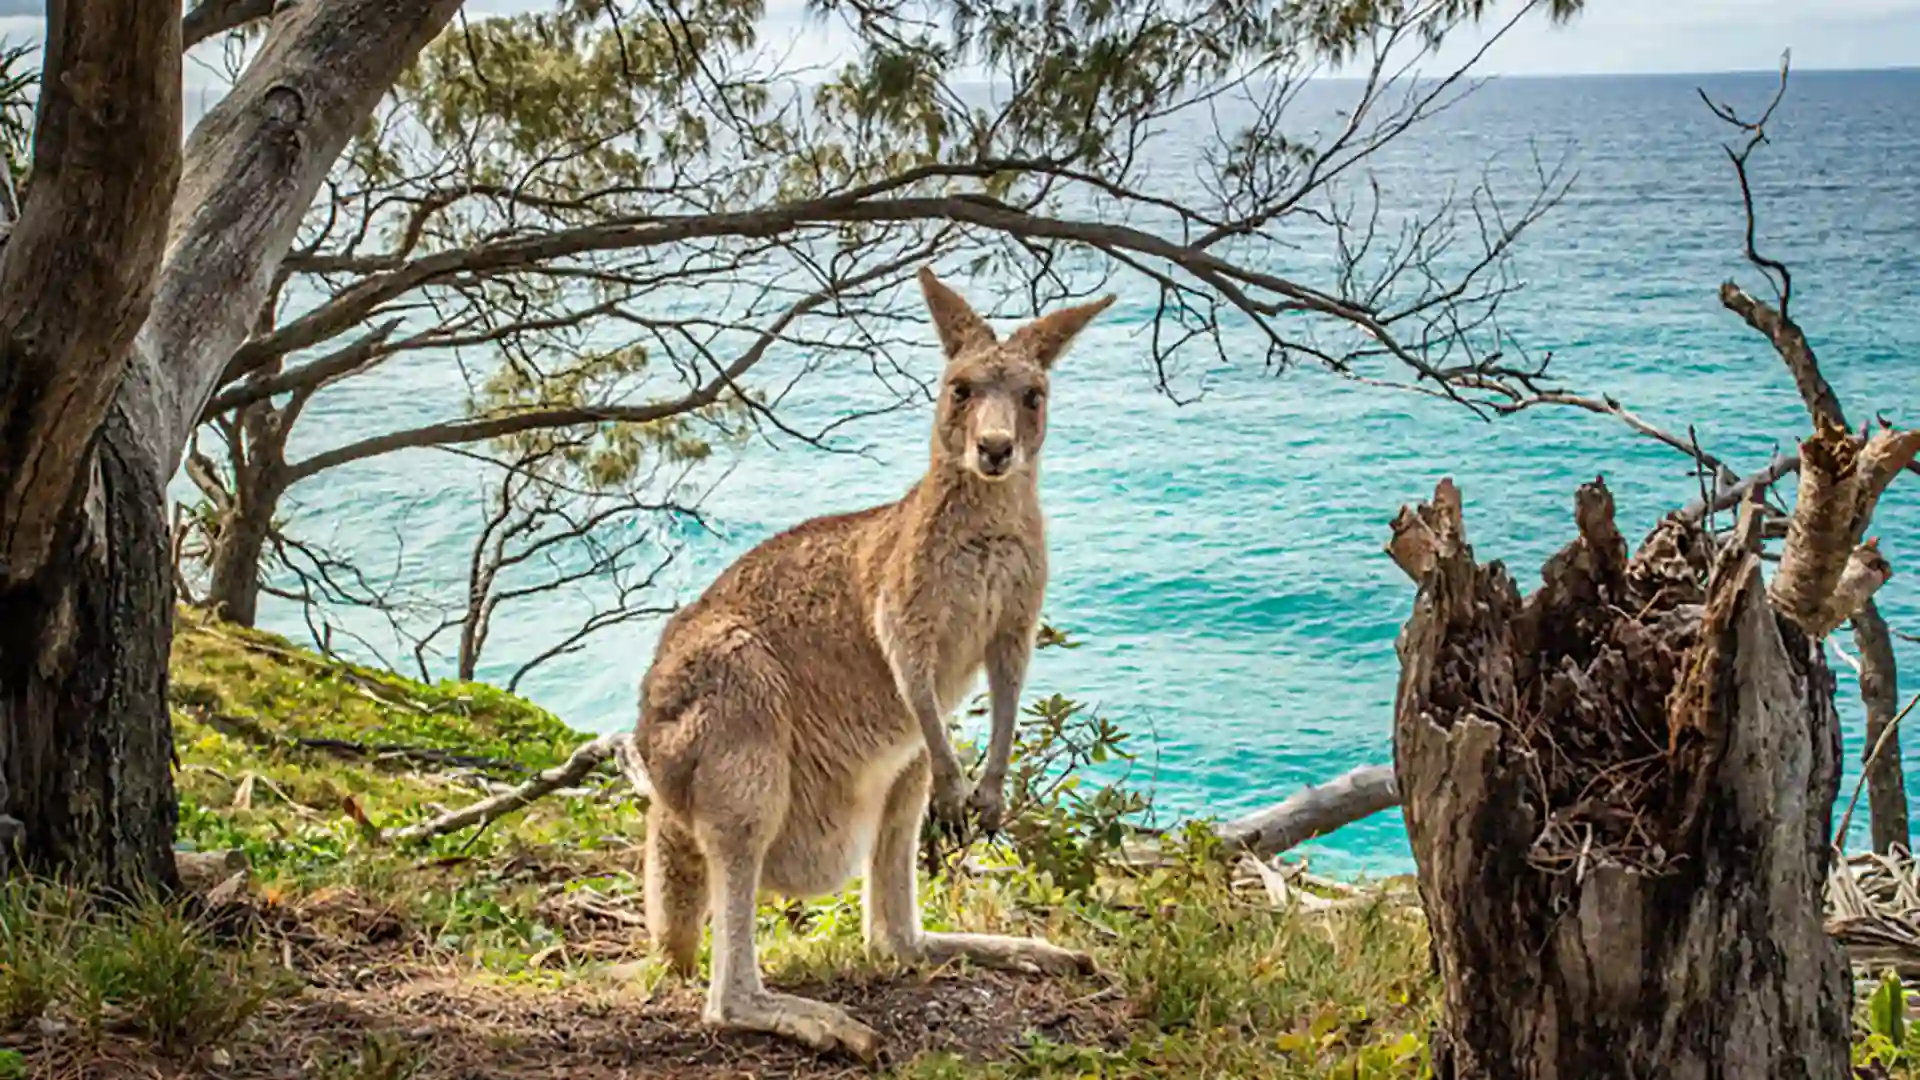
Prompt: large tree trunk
<box><xmin>0</xmin><ymin>0</ymin><xmax>181</xmax><ymax>888</ymax></box>
<box><xmin>0</xmin><ymin>412</ymin><xmax>178</xmax><ymax>891</ymax></box>
<box><xmin>1388</xmin><ymin>474</ymin><xmax>1857</xmax><ymax>1079</ymax></box>
<box><xmin>0</xmin><ymin>0</ymin><xmax>463</xmax><ymax>892</ymax></box>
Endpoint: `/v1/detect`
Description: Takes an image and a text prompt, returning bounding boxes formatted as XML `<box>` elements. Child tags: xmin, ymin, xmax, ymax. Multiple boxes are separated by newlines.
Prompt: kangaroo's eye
<box><xmin>1023</xmin><ymin>388</ymin><xmax>1044</xmax><ymax>410</ymax></box>
<box><xmin>949</xmin><ymin>381</ymin><xmax>972</xmax><ymax>403</ymax></box>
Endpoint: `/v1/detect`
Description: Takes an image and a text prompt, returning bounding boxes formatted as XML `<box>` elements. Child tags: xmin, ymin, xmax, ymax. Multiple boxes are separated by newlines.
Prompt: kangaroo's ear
<box><xmin>918</xmin><ymin>267</ymin><xmax>996</xmax><ymax>358</ymax></box>
<box><xmin>1007</xmin><ymin>293</ymin><xmax>1116</xmax><ymax>369</ymax></box>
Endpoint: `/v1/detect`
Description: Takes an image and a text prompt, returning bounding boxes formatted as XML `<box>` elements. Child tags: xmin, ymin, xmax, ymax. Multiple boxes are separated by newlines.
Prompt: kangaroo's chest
<box><xmin>927</xmin><ymin>534</ymin><xmax>1044</xmax><ymax>702</ymax></box>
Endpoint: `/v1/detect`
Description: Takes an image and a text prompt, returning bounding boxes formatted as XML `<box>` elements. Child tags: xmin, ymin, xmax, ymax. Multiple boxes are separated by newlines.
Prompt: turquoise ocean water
<box><xmin>195</xmin><ymin>68</ymin><xmax>1920</xmax><ymax>876</ymax></box>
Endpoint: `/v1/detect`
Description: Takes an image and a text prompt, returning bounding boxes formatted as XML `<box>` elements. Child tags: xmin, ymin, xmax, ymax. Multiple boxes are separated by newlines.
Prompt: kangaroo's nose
<box><xmin>976</xmin><ymin>434</ymin><xmax>1014</xmax><ymax>473</ymax></box>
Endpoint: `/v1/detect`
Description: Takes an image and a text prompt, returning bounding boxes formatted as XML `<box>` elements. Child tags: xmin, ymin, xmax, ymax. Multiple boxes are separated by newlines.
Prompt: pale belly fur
<box><xmin>758</xmin><ymin>729</ymin><xmax>929</xmax><ymax>899</ymax></box>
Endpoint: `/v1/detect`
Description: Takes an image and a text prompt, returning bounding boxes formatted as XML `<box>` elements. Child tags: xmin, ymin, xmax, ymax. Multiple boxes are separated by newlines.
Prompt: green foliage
<box><xmin>311</xmin><ymin>1033</ymin><xmax>427</xmax><ymax>1080</ymax></box>
<box><xmin>1859</xmin><ymin>970</ymin><xmax>1920</xmax><ymax>1075</ymax></box>
<box><xmin>0</xmin><ymin>880</ymin><xmax>291</xmax><ymax>1053</ymax></box>
<box><xmin>477</xmin><ymin>341</ymin><xmax>725</xmax><ymax>489</ymax></box>
<box><xmin>383</xmin><ymin>0</ymin><xmax>765</xmax><ymax>196</ymax></box>
<box><xmin>934</xmin><ymin>625</ymin><xmax>1151</xmax><ymax>898</ymax></box>
<box><xmin>167</xmin><ymin>611</ymin><xmax>633</xmax><ymax>884</ymax></box>
<box><xmin>0</xmin><ymin>38</ymin><xmax>35</xmax><ymax>192</ymax></box>
<box><xmin>995</xmin><ymin>690</ymin><xmax>1150</xmax><ymax>896</ymax></box>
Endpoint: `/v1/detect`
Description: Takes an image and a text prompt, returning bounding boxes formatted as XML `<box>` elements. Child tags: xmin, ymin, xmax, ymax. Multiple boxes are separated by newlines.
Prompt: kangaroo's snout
<box><xmin>975</xmin><ymin>433</ymin><xmax>1015</xmax><ymax>477</ymax></box>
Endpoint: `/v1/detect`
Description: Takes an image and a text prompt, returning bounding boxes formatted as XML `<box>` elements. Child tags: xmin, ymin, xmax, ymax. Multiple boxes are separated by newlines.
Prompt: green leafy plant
<box><xmin>0</xmin><ymin>38</ymin><xmax>36</xmax><ymax>194</ymax></box>
<box><xmin>0</xmin><ymin>879</ymin><xmax>290</xmax><ymax>1054</ymax></box>
<box><xmin>944</xmin><ymin>625</ymin><xmax>1151</xmax><ymax>897</ymax></box>
<box><xmin>1858</xmin><ymin>969</ymin><xmax>1920</xmax><ymax>1072</ymax></box>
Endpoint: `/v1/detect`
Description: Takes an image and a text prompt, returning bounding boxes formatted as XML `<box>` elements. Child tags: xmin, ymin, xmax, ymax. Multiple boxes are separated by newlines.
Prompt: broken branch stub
<box><xmin>1385</xmin><ymin>477</ymin><xmax>1464</xmax><ymax>581</ymax></box>
<box><xmin>1391</xmin><ymin>475</ymin><xmax>1848</xmax><ymax>1078</ymax></box>
<box><xmin>1771</xmin><ymin>422</ymin><xmax>1920</xmax><ymax>638</ymax></box>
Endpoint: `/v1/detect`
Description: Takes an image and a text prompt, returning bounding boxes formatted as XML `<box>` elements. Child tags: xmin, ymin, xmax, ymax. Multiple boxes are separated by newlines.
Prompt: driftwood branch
<box><xmin>387</xmin><ymin>732</ymin><xmax>649</xmax><ymax>844</ymax></box>
<box><xmin>174</xmin><ymin>847</ymin><xmax>246</xmax><ymax>891</ymax></box>
<box><xmin>1214</xmin><ymin>764</ymin><xmax>1399</xmax><ymax>859</ymax></box>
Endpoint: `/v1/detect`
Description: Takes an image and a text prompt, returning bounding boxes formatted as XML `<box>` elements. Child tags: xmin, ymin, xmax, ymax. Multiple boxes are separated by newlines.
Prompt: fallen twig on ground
<box><xmin>387</xmin><ymin>732</ymin><xmax>646</xmax><ymax>843</ymax></box>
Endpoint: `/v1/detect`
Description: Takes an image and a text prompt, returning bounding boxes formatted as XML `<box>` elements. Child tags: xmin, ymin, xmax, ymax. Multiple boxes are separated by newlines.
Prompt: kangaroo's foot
<box><xmin>914</xmin><ymin>931</ymin><xmax>1095</xmax><ymax>976</ymax></box>
<box><xmin>704</xmin><ymin>988</ymin><xmax>882</xmax><ymax>1064</ymax></box>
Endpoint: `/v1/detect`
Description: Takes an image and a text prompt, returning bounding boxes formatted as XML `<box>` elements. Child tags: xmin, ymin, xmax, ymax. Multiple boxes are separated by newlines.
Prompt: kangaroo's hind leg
<box><xmin>645</xmin><ymin>803</ymin><xmax>707</xmax><ymax>976</ymax></box>
<box><xmin>864</xmin><ymin>753</ymin><xmax>1094</xmax><ymax>976</ymax></box>
<box><xmin>683</xmin><ymin>702</ymin><xmax>881</xmax><ymax>1062</ymax></box>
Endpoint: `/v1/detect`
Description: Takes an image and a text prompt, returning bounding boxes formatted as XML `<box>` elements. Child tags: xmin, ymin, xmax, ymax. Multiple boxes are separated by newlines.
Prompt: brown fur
<box><xmin>634</xmin><ymin>268</ymin><xmax>1114</xmax><ymax>1062</ymax></box>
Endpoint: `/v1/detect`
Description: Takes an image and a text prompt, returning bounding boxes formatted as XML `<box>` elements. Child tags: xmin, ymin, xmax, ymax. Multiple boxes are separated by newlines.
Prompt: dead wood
<box><xmin>1392</xmin><ymin>475</ymin><xmax>1851</xmax><ymax>1078</ymax></box>
<box><xmin>387</xmin><ymin>732</ymin><xmax>647</xmax><ymax>844</ymax></box>
<box><xmin>1213</xmin><ymin>764</ymin><xmax>1399</xmax><ymax>859</ymax></box>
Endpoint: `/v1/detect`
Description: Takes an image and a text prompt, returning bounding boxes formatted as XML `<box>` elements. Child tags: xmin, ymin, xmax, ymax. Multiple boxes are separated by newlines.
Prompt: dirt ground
<box><xmin>16</xmin><ymin>893</ymin><xmax>1132</xmax><ymax>1080</ymax></box>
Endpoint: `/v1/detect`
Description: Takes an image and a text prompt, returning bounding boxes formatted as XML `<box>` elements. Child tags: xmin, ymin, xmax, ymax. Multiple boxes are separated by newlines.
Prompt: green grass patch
<box><xmin>0</xmin><ymin>879</ymin><xmax>291</xmax><ymax>1054</ymax></box>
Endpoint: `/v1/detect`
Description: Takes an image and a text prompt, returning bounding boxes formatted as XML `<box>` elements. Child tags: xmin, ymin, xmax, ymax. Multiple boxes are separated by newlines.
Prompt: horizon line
<box><xmin>183</xmin><ymin>61</ymin><xmax>1920</xmax><ymax>96</ymax></box>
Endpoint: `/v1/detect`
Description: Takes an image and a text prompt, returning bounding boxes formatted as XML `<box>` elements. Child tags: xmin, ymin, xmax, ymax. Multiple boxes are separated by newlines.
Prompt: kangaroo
<box><xmin>633</xmin><ymin>267</ymin><xmax>1114</xmax><ymax>1062</ymax></box>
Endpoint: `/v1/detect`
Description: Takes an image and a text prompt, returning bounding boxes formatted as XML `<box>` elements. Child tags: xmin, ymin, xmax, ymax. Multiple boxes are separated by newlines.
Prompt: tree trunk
<box><xmin>0</xmin><ymin>410</ymin><xmax>178</xmax><ymax>892</ymax></box>
<box><xmin>204</xmin><ymin>457</ymin><xmax>283</xmax><ymax>627</ymax></box>
<box><xmin>1853</xmin><ymin>599</ymin><xmax>1910</xmax><ymax>853</ymax></box>
<box><xmin>1388</xmin><ymin>477</ymin><xmax>1851</xmax><ymax>1079</ymax></box>
<box><xmin>0</xmin><ymin>0</ymin><xmax>462</xmax><ymax>895</ymax></box>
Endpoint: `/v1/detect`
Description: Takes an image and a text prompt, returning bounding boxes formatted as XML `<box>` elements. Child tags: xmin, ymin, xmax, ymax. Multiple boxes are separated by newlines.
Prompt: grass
<box><xmin>0</xmin><ymin>879</ymin><xmax>293</xmax><ymax>1054</ymax></box>
<box><xmin>0</xmin><ymin>608</ymin><xmax>1907</xmax><ymax>1078</ymax></box>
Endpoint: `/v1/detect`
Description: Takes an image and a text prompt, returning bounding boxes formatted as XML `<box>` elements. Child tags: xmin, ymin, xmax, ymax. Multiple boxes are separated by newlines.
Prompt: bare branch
<box><xmin>1214</xmin><ymin>764</ymin><xmax>1400</xmax><ymax>860</ymax></box>
<box><xmin>182</xmin><ymin>0</ymin><xmax>277</xmax><ymax>50</ymax></box>
<box><xmin>387</xmin><ymin>732</ymin><xmax>645</xmax><ymax>843</ymax></box>
<box><xmin>1720</xmin><ymin>281</ymin><xmax>1845</xmax><ymax>430</ymax></box>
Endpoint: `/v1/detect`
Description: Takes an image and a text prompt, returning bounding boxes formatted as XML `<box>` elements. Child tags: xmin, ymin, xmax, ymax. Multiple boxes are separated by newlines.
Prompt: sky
<box><xmin>0</xmin><ymin>0</ymin><xmax>1912</xmax><ymax>86</ymax></box>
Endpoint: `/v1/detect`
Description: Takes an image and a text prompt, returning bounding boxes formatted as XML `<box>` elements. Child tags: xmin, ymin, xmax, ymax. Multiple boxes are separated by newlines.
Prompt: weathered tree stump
<box><xmin>1388</xmin><ymin>421</ymin><xmax>1920</xmax><ymax>1079</ymax></box>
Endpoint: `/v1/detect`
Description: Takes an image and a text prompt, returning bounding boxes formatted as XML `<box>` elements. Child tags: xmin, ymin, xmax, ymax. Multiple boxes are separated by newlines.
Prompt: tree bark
<box><xmin>2</xmin><ymin>0</ymin><xmax>463</xmax><ymax>891</ymax></box>
<box><xmin>1391</xmin><ymin>476</ymin><xmax>1852</xmax><ymax>1079</ymax></box>
<box><xmin>0</xmin><ymin>411</ymin><xmax>179</xmax><ymax>892</ymax></box>
<box><xmin>1854</xmin><ymin>598</ymin><xmax>1910</xmax><ymax>854</ymax></box>
<box><xmin>0</xmin><ymin>0</ymin><xmax>180</xmax><ymax>580</ymax></box>
<box><xmin>205</xmin><ymin>477</ymin><xmax>277</xmax><ymax>627</ymax></box>
<box><xmin>202</xmin><ymin>399</ymin><xmax>290</xmax><ymax>628</ymax></box>
<box><xmin>0</xmin><ymin>0</ymin><xmax>182</xmax><ymax>890</ymax></box>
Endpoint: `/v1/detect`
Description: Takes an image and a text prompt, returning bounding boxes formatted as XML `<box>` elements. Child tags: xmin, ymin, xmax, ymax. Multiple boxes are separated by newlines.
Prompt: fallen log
<box><xmin>1213</xmin><ymin>764</ymin><xmax>1399</xmax><ymax>859</ymax></box>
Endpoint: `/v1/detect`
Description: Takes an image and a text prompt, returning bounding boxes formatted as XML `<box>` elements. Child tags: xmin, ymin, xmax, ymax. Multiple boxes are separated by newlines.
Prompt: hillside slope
<box><xmin>10</xmin><ymin>613</ymin><xmax>1459</xmax><ymax>1079</ymax></box>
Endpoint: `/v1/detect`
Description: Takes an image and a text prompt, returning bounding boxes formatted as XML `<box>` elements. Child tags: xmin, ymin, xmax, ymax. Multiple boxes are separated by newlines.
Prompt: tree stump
<box><xmin>1384</xmin><ymin>445</ymin><xmax>1911</xmax><ymax>1077</ymax></box>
